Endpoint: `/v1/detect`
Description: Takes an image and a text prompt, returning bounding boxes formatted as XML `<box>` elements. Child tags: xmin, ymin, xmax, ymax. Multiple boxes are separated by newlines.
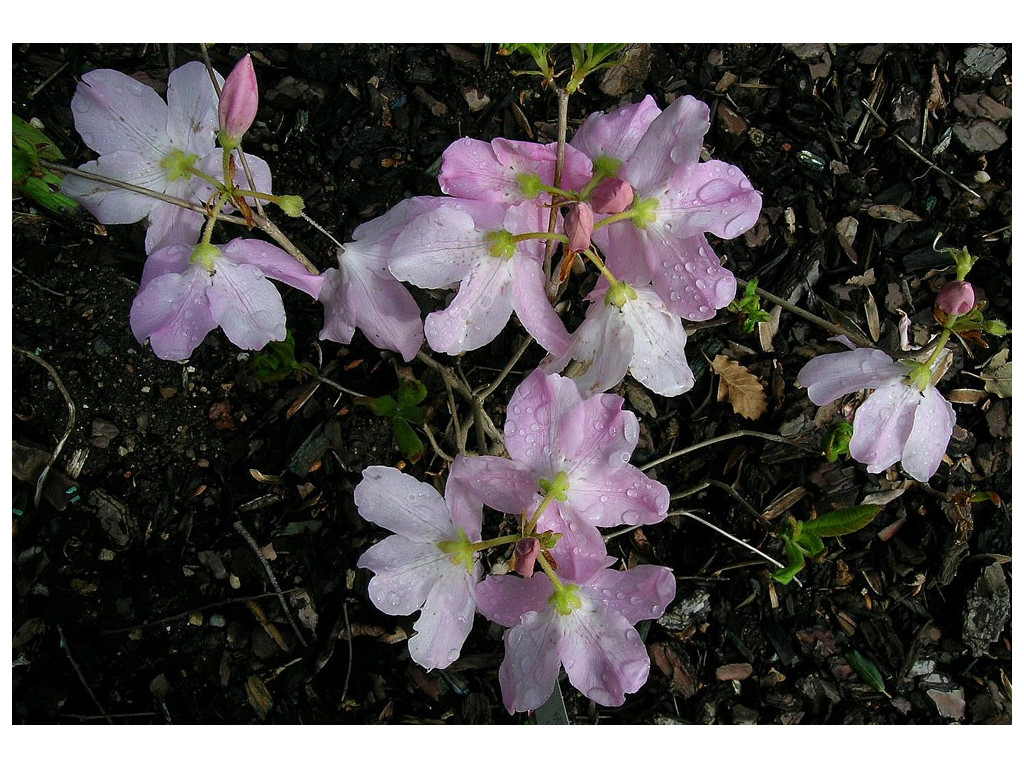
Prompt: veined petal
<box><xmin>476</xmin><ymin>573</ymin><xmax>554</xmax><ymax>628</ymax></box>
<box><xmin>797</xmin><ymin>348</ymin><xmax>908</xmax><ymax>406</ymax></box>
<box><xmin>62</xmin><ymin>154</ymin><xmax>162</xmax><ymax>225</ymax></box>
<box><xmin>317</xmin><ymin>268</ymin><xmax>356</xmax><ymax>345</ymax></box>
<box><xmin>621</xmin><ymin>288</ymin><xmax>695</xmax><ymax>397</ymax></box>
<box><xmin>558</xmin><ymin>599</ymin><xmax>651</xmax><ymax>708</ymax></box>
<box><xmin>221</xmin><ymin>238</ymin><xmax>323</xmax><ymax>298</ymax></box>
<box><xmin>568</xmin><ymin>466</ymin><xmax>669</xmax><ymax>529</ymax></box>
<box><xmin>164</xmin><ymin>61</ymin><xmax>221</xmax><ymax>155</ymax></box>
<box><xmin>545</xmin><ymin>298</ymin><xmax>634</xmax><ymax>397</ymax></box>
<box><xmin>408</xmin><ymin>562</ymin><xmax>481</xmax><ymax>670</ymax></box>
<box><xmin>498</xmin><ymin>610</ymin><xmax>563</xmax><ymax>714</ymax></box>
<box><xmin>511</xmin><ymin>252</ymin><xmax>571</xmax><ymax>356</ymax></box>
<box><xmin>358</xmin><ymin>535</ymin><xmax>448</xmax><ymax>615</ymax></box>
<box><xmin>571</xmin><ymin>95</ymin><xmax>662</xmax><ymax>164</ymax></box>
<box><xmin>70</xmin><ymin>69</ymin><xmax>169</xmax><ymax>158</ymax></box>
<box><xmin>447</xmin><ymin>454</ymin><xmax>540</xmax><ymax>517</ymax></box>
<box><xmin>849</xmin><ymin>381</ymin><xmax>921</xmax><ymax>475</ymax></box>
<box><xmin>504</xmin><ymin>369</ymin><xmax>583</xmax><ymax>473</ymax></box>
<box><xmin>206</xmin><ymin>261</ymin><xmax>287</xmax><ymax>351</ymax></box>
<box><xmin>901</xmin><ymin>386</ymin><xmax>956</xmax><ymax>481</ymax></box>
<box><xmin>645</xmin><ymin>233</ymin><xmax>736</xmax><ymax>321</ymax></box>
<box><xmin>443</xmin><ymin>455</ymin><xmax>486</xmax><ymax>540</ymax></box>
<box><xmin>593</xmin><ymin>219</ymin><xmax>653</xmax><ymax>285</ymax></box>
<box><xmin>354</xmin><ymin>466</ymin><xmax>455</xmax><ymax>542</ymax></box>
<box><xmin>621</xmin><ymin>94</ymin><xmax>710</xmax><ymax>193</ymax></box>
<box><xmin>144</xmin><ymin>201</ymin><xmax>205</xmax><ymax>255</ymax></box>
<box><xmin>129</xmin><ymin>266</ymin><xmax>215</xmax><ymax>361</ymax></box>
<box><xmin>423</xmin><ymin>254</ymin><xmax>514</xmax><ymax>354</ymax></box>
<box><xmin>139</xmin><ymin>243</ymin><xmax>193</xmax><ymax>289</ymax></box>
<box><xmin>555</xmin><ymin>388</ymin><xmax>635</xmax><ymax>476</ymax></box>
<box><xmin>585</xmin><ymin>565</ymin><xmax>677</xmax><ymax>625</ymax></box>
<box><xmin>659</xmin><ymin>159</ymin><xmax>762</xmax><ymax>240</ymax></box>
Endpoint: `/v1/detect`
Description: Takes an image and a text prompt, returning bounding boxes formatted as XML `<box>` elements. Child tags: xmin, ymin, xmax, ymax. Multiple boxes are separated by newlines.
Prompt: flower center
<box><xmin>486</xmin><ymin>229</ymin><xmax>517</xmax><ymax>260</ymax></box>
<box><xmin>605</xmin><ymin>281</ymin><xmax>638</xmax><ymax>308</ymax></box>
<box><xmin>549</xmin><ymin>582</ymin><xmax>583</xmax><ymax>616</ymax></box>
<box><xmin>437</xmin><ymin>528</ymin><xmax>477</xmax><ymax>573</ymax></box>
<box><xmin>160</xmin><ymin>148</ymin><xmax>199</xmax><ymax>182</ymax></box>
<box><xmin>189</xmin><ymin>242</ymin><xmax>221</xmax><ymax>273</ymax></box>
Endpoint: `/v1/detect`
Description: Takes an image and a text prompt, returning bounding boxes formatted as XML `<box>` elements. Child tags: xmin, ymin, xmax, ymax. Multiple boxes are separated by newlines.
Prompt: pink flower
<box><xmin>564</xmin><ymin>203</ymin><xmax>595</xmax><ymax>253</ymax></box>
<box><xmin>387</xmin><ymin>199</ymin><xmax>570</xmax><ymax>356</ymax></box>
<box><xmin>438</xmin><ymin>137</ymin><xmax>592</xmax><ymax>206</ymax></box>
<box><xmin>319</xmin><ymin>199</ymin><xmax>427</xmax><ymax>361</ymax></box>
<box><xmin>544</xmin><ymin>282</ymin><xmax>695</xmax><ymax>397</ymax></box>
<box><xmin>797</xmin><ymin>347</ymin><xmax>956</xmax><ymax>482</ymax></box>
<box><xmin>476</xmin><ymin>543</ymin><xmax>676</xmax><ymax>713</ymax></box>
<box><xmin>129</xmin><ymin>238</ymin><xmax>323</xmax><ymax>361</ymax></box>
<box><xmin>63</xmin><ymin>61</ymin><xmax>272</xmax><ymax>254</ymax></box>
<box><xmin>455</xmin><ymin>370</ymin><xmax>669</xmax><ymax>568</ymax></box>
<box><xmin>218</xmin><ymin>54</ymin><xmax>259</xmax><ymax>149</ymax></box>
<box><xmin>355</xmin><ymin>460</ymin><xmax>484</xmax><ymax>670</ymax></box>
<box><xmin>589</xmin><ymin>177</ymin><xmax>634</xmax><ymax>214</ymax></box>
<box><xmin>936</xmin><ymin>280</ymin><xmax>975</xmax><ymax>315</ymax></box>
<box><xmin>572</xmin><ymin>95</ymin><xmax>761</xmax><ymax>321</ymax></box>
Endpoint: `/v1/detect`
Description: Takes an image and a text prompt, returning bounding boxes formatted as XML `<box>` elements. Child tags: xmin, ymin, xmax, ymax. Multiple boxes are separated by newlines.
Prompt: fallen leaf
<box><xmin>835</xmin><ymin>216</ymin><xmax>859</xmax><ymax>263</ymax></box>
<box><xmin>979</xmin><ymin>349</ymin><xmax>1011</xmax><ymax>398</ymax></box>
<box><xmin>866</xmin><ymin>204</ymin><xmax>923</xmax><ymax>224</ymax></box>
<box><xmin>711</xmin><ymin>355</ymin><xmax>767</xmax><ymax>420</ymax></box>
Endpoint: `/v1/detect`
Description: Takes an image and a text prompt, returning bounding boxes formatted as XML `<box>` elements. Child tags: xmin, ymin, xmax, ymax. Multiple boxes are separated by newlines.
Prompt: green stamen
<box><xmin>437</xmin><ymin>528</ymin><xmax>478</xmax><ymax>573</ymax></box>
<box><xmin>486</xmin><ymin>230</ymin><xmax>518</xmax><ymax>259</ymax></box>
<box><xmin>160</xmin><ymin>149</ymin><xmax>200</xmax><ymax>182</ymax></box>
<box><xmin>189</xmin><ymin>242</ymin><xmax>220</xmax><ymax>273</ymax></box>
<box><xmin>605</xmin><ymin>281</ymin><xmax>638</xmax><ymax>308</ymax></box>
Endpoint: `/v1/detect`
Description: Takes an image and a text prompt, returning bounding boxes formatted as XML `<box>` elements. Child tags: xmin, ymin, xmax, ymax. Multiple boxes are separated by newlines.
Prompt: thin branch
<box><xmin>233</xmin><ymin>520</ymin><xmax>308</xmax><ymax>648</ymax></box>
<box><xmin>641</xmin><ymin>429</ymin><xmax>817</xmax><ymax>472</ymax></box>
<box><xmin>57</xmin><ymin>625</ymin><xmax>113</xmax><ymax>724</ymax></box>
<box><xmin>674</xmin><ymin>510</ymin><xmax>799</xmax><ymax>585</ymax></box>
<box><xmin>474</xmin><ymin>335</ymin><xmax>533</xmax><ymax>401</ymax></box>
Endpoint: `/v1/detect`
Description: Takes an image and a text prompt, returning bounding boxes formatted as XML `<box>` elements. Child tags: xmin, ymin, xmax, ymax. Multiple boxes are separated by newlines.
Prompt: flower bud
<box><xmin>936</xmin><ymin>280</ymin><xmax>975</xmax><ymax>315</ymax></box>
<box><xmin>219</xmin><ymin>54</ymin><xmax>259</xmax><ymax>150</ymax></box>
<box><xmin>564</xmin><ymin>203</ymin><xmax>594</xmax><ymax>253</ymax></box>
<box><xmin>512</xmin><ymin>538</ymin><xmax>541</xmax><ymax>578</ymax></box>
<box><xmin>589</xmin><ymin>177</ymin><xmax>634</xmax><ymax>214</ymax></box>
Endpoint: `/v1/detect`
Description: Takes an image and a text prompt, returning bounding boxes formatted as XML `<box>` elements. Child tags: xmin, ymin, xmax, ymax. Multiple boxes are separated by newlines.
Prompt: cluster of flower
<box><xmin>355</xmin><ymin>369</ymin><xmax>676</xmax><ymax>712</ymax></box>
<box><xmin>62</xmin><ymin>52</ymin><xmax>986</xmax><ymax>714</ymax></box>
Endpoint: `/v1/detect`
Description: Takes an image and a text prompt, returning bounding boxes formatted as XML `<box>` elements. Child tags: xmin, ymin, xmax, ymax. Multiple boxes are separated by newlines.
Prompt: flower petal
<box><xmin>70</xmin><ymin>69</ymin><xmax>168</xmax><ymax>158</ymax></box>
<box><xmin>849</xmin><ymin>381</ymin><xmax>921</xmax><ymax>475</ymax></box>
<box><xmin>206</xmin><ymin>261</ymin><xmax>287</xmax><ymax>350</ymax></box>
<box><xmin>408</xmin><ymin>562</ymin><xmax>481</xmax><ymax>670</ymax></box>
<box><xmin>476</xmin><ymin>573</ymin><xmax>554</xmax><ymax>628</ymax></box>
<box><xmin>62</xmin><ymin>154</ymin><xmax>161</xmax><ymax>225</ymax></box>
<box><xmin>660</xmin><ymin>159</ymin><xmax>762</xmax><ymax>240</ymax></box>
<box><xmin>498</xmin><ymin>609</ymin><xmax>563</xmax><ymax>713</ymax></box>
<box><xmin>511</xmin><ymin>250</ymin><xmax>571</xmax><ymax>356</ymax></box>
<box><xmin>901</xmin><ymin>386</ymin><xmax>956</xmax><ymax>481</ymax></box>
<box><xmin>571</xmin><ymin>95</ymin><xmax>662</xmax><ymax>165</ymax></box>
<box><xmin>358</xmin><ymin>535</ymin><xmax>447</xmax><ymax>615</ymax></box>
<box><xmin>164</xmin><ymin>61</ymin><xmax>221</xmax><ymax>155</ymax></box>
<box><xmin>221</xmin><ymin>238</ymin><xmax>323</xmax><ymax>298</ymax></box>
<box><xmin>645</xmin><ymin>233</ymin><xmax>736</xmax><ymax>321</ymax></box>
<box><xmin>129</xmin><ymin>266</ymin><xmax>215</xmax><ymax>361</ymax></box>
<box><xmin>568</xmin><ymin>466</ymin><xmax>669</xmax><ymax>529</ymax></box>
<box><xmin>798</xmin><ymin>348</ymin><xmax>908</xmax><ymax>406</ymax></box>
<box><xmin>354</xmin><ymin>466</ymin><xmax>455</xmax><ymax>542</ymax></box>
<box><xmin>622</xmin><ymin>94</ymin><xmax>710</xmax><ymax>193</ymax></box>
<box><xmin>503</xmin><ymin>369</ymin><xmax>582</xmax><ymax>473</ymax></box>
<box><xmin>585</xmin><ymin>565</ymin><xmax>676</xmax><ymax>624</ymax></box>
<box><xmin>621</xmin><ymin>287</ymin><xmax>695</xmax><ymax>396</ymax></box>
<box><xmin>447</xmin><ymin>454</ymin><xmax>540</xmax><ymax>517</ymax></box>
<box><xmin>422</xmin><ymin>254</ymin><xmax>514</xmax><ymax>354</ymax></box>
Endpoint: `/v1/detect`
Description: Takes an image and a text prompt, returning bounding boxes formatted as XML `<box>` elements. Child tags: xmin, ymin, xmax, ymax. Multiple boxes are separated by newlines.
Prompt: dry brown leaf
<box><xmin>979</xmin><ymin>349</ymin><xmax>1012</xmax><ymax>398</ymax></box>
<box><xmin>866</xmin><ymin>204</ymin><xmax>923</xmax><ymax>223</ymax></box>
<box><xmin>711</xmin><ymin>355</ymin><xmax>767</xmax><ymax>420</ymax></box>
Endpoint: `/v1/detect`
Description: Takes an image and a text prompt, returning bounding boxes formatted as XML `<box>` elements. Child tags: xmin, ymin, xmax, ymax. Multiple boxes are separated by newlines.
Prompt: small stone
<box><xmin>716</xmin><ymin>662</ymin><xmax>754</xmax><ymax>681</ymax></box>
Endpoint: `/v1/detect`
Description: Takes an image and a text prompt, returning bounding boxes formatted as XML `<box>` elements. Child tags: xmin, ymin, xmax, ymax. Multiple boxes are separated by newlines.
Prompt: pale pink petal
<box><xmin>476</xmin><ymin>573</ymin><xmax>554</xmax><ymax>628</ymax></box>
<box><xmin>164</xmin><ymin>60</ymin><xmax>221</xmax><ymax>154</ymax></box>
<box><xmin>568</xmin><ymin>466</ymin><xmax>669</xmax><ymax>529</ymax></box>
<box><xmin>70</xmin><ymin>69</ymin><xmax>168</xmax><ymax>157</ymax></box>
<box><xmin>536</xmin><ymin>503</ymin><xmax>609</xmax><ymax>581</ymax></box>
<box><xmin>849</xmin><ymin>381</ymin><xmax>921</xmax><ymax>474</ymax></box>
<box><xmin>593</xmin><ymin>219</ymin><xmax>651</xmax><ymax>285</ymax></box>
<box><xmin>447</xmin><ymin>455</ymin><xmax>540</xmax><ymax>517</ymax></box>
<box><xmin>558</xmin><ymin>600</ymin><xmax>651</xmax><ymax>707</ymax></box>
<box><xmin>139</xmin><ymin>243</ymin><xmax>193</xmax><ymax>289</ymax></box>
<box><xmin>621</xmin><ymin>288</ymin><xmax>695</xmax><ymax>396</ymax></box>
<box><xmin>554</xmin><ymin>388</ymin><xmax>636</xmax><ymax>476</ymax></box>
<box><xmin>62</xmin><ymin>154</ymin><xmax>162</xmax><ymax>225</ymax></box>
<box><xmin>408</xmin><ymin>563</ymin><xmax>481</xmax><ymax>670</ymax></box>
<box><xmin>503</xmin><ymin>369</ymin><xmax>583</xmax><ymax>473</ymax></box>
<box><xmin>422</xmin><ymin>256</ymin><xmax>514</xmax><ymax>354</ymax></box>
<box><xmin>129</xmin><ymin>266</ymin><xmax>216</xmax><ymax>361</ymax></box>
<box><xmin>901</xmin><ymin>386</ymin><xmax>956</xmax><ymax>481</ymax></box>
<box><xmin>206</xmin><ymin>261</ymin><xmax>287</xmax><ymax>350</ymax></box>
<box><xmin>585</xmin><ymin>565</ymin><xmax>677</xmax><ymax>625</ymax></box>
<box><xmin>443</xmin><ymin>455</ymin><xmax>486</xmax><ymax>540</ymax></box>
<box><xmin>621</xmin><ymin>94</ymin><xmax>710</xmax><ymax>193</ymax></box>
<box><xmin>797</xmin><ymin>348</ymin><xmax>908</xmax><ymax>406</ymax></box>
<box><xmin>354</xmin><ymin>466</ymin><xmax>455</xmax><ymax>542</ymax></box>
<box><xmin>498</xmin><ymin>609</ymin><xmax>563</xmax><ymax>713</ymax></box>
<box><xmin>358</xmin><ymin>535</ymin><xmax>447</xmax><ymax>615</ymax></box>
<box><xmin>645</xmin><ymin>233</ymin><xmax>736</xmax><ymax>320</ymax></box>
<box><xmin>511</xmin><ymin>252</ymin><xmax>571</xmax><ymax>356</ymax></box>
<box><xmin>221</xmin><ymin>238</ymin><xmax>323</xmax><ymax>298</ymax></box>
<box><xmin>659</xmin><ymin>159</ymin><xmax>762</xmax><ymax>240</ymax></box>
<box><xmin>544</xmin><ymin>298</ymin><xmax>634</xmax><ymax>397</ymax></box>
<box><xmin>571</xmin><ymin>95</ymin><xmax>662</xmax><ymax>164</ymax></box>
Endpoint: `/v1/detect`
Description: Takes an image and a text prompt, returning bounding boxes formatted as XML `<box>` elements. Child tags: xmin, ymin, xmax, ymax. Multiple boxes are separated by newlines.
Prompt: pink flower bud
<box><xmin>936</xmin><ymin>280</ymin><xmax>975</xmax><ymax>315</ymax></box>
<box><xmin>589</xmin><ymin>177</ymin><xmax>634</xmax><ymax>214</ymax></box>
<box><xmin>513</xmin><ymin>538</ymin><xmax>542</xmax><ymax>578</ymax></box>
<box><xmin>219</xmin><ymin>54</ymin><xmax>259</xmax><ymax>148</ymax></box>
<box><xmin>564</xmin><ymin>203</ymin><xmax>595</xmax><ymax>253</ymax></box>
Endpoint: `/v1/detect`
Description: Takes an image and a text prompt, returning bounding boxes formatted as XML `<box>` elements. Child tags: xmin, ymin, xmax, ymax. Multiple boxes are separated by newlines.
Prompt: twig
<box><xmin>674</xmin><ymin>511</ymin><xmax>799</xmax><ymax>586</ymax></box>
<box><xmin>233</xmin><ymin>520</ymin><xmax>308</xmax><ymax>648</ymax></box>
<box><xmin>737</xmin><ymin>277</ymin><xmax>874</xmax><ymax>348</ymax></box>
<box><xmin>101</xmin><ymin>589</ymin><xmax>306</xmax><ymax>634</ymax></box>
<box><xmin>894</xmin><ymin>134</ymin><xmax>982</xmax><ymax>200</ymax></box>
<box><xmin>13</xmin><ymin>345</ymin><xmax>75</xmax><ymax>507</ymax></box>
<box><xmin>340</xmin><ymin>603</ymin><xmax>353</xmax><ymax>703</ymax></box>
<box><xmin>28</xmin><ymin>60</ymin><xmax>69</xmax><ymax>99</ymax></box>
<box><xmin>314</xmin><ymin>375</ymin><xmax>366</xmax><ymax>399</ymax></box>
<box><xmin>474</xmin><ymin>335</ymin><xmax>533</xmax><ymax>401</ymax></box>
<box><xmin>640</xmin><ymin>429</ymin><xmax>817</xmax><ymax>472</ymax></box>
<box><xmin>57</xmin><ymin>625</ymin><xmax>114</xmax><ymax>724</ymax></box>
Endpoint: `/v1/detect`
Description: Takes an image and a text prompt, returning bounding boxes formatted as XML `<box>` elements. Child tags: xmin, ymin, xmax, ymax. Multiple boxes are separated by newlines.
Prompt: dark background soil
<box><xmin>11</xmin><ymin>43</ymin><xmax>1011</xmax><ymax>725</ymax></box>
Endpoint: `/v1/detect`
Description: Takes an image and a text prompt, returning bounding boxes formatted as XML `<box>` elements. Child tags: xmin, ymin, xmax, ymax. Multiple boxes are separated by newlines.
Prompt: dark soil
<box><xmin>11</xmin><ymin>43</ymin><xmax>1011</xmax><ymax>725</ymax></box>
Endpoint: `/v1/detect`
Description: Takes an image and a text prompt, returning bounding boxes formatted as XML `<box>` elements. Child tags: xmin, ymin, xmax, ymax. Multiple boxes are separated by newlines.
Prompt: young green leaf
<box><xmin>800</xmin><ymin>504</ymin><xmax>882</xmax><ymax>538</ymax></box>
<box><xmin>846</xmin><ymin>650</ymin><xmax>890</xmax><ymax>697</ymax></box>
<box><xmin>393</xmin><ymin>419</ymin><xmax>424</xmax><ymax>464</ymax></box>
<box><xmin>770</xmin><ymin>535</ymin><xmax>807</xmax><ymax>585</ymax></box>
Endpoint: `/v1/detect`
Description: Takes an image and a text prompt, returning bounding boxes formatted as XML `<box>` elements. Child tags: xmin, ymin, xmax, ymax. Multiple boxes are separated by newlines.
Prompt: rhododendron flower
<box><xmin>797</xmin><ymin>347</ymin><xmax>956</xmax><ymax>482</ymax></box>
<box><xmin>438</xmin><ymin>137</ymin><xmax>592</xmax><ymax>206</ymax></box>
<box><xmin>544</xmin><ymin>282</ymin><xmax>695</xmax><ymax>398</ymax></box>
<box><xmin>572</xmin><ymin>94</ymin><xmax>761</xmax><ymax>321</ymax></box>
<box><xmin>476</xmin><ymin>543</ymin><xmax>676</xmax><ymax>713</ymax></box>
<box><xmin>129</xmin><ymin>238</ymin><xmax>323</xmax><ymax>361</ymax></box>
<box><xmin>218</xmin><ymin>54</ymin><xmax>259</xmax><ymax>149</ymax></box>
<box><xmin>319</xmin><ymin>198</ymin><xmax>428</xmax><ymax>361</ymax></box>
<box><xmin>455</xmin><ymin>370</ymin><xmax>668</xmax><ymax>565</ymax></box>
<box><xmin>63</xmin><ymin>61</ymin><xmax>271</xmax><ymax>254</ymax></box>
<box><xmin>388</xmin><ymin>200</ymin><xmax>570</xmax><ymax>356</ymax></box>
<box><xmin>355</xmin><ymin>461</ymin><xmax>484</xmax><ymax>670</ymax></box>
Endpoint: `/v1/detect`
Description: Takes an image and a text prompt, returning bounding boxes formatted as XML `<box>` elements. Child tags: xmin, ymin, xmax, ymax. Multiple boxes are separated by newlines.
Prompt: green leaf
<box><xmin>356</xmin><ymin>394</ymin><xmax>398</xmax><ymax>418</ymax></box>
<box><xmin>396</xmin><ymin>378</ymin><xmax>427</xmax><ymax>409</ymax></box>
<box><xmin>800</xmin><ymin>504</ymin><xmax>882</xmax><ymax>538</ymax></box>
<box><xmin>846</xmin><ymin>650</ymin><xmax>889</xmax><ymax>697</ymax></box>
<box><xmin>770</xmin><ymin>535</ymin><xmax>806</xmax><ymax>585</ymax></box>
<box><xmin>393</xmin><ymin>419</ymin><xmax>424</xmax><ymax>464</ymax></box>
<box><xmin>823</xmin><ymin>421</ymin><xmax>853</xmax><ymax>461</ymax></box>
<box><xmin>799</xmin><ymin>532</ymin><xmax>825</xmax><ymax>558</ymax></box>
